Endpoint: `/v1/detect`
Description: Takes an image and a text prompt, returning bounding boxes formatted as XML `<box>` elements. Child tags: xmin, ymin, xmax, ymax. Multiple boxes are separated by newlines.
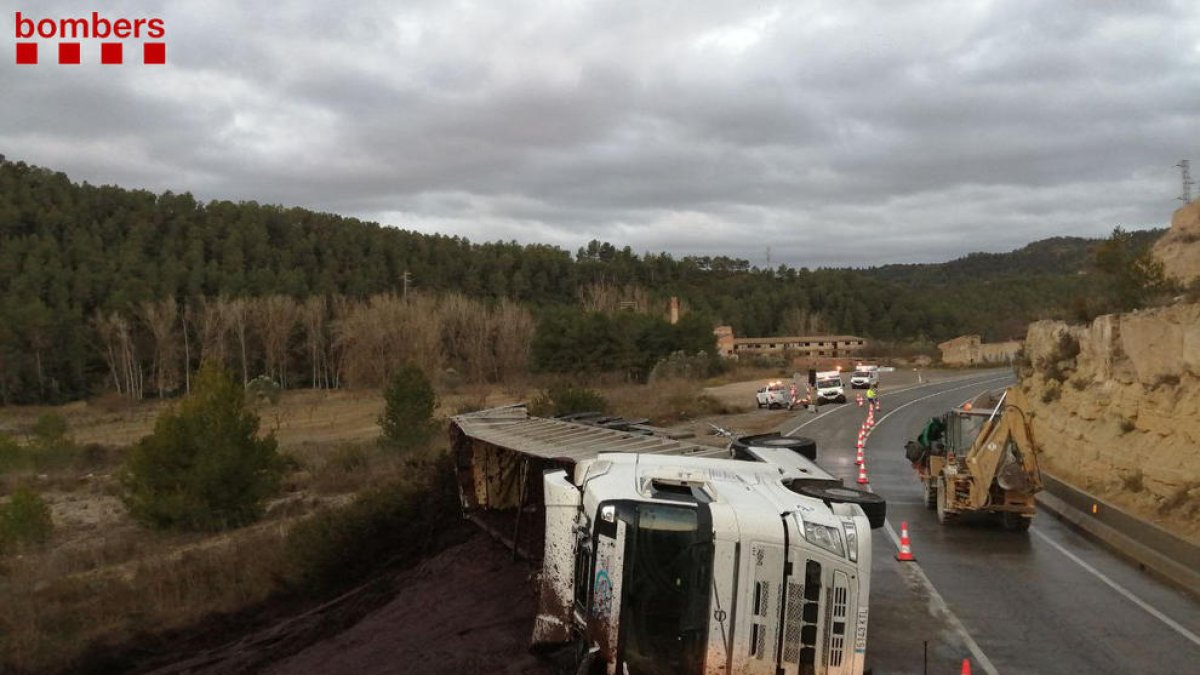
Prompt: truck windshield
<box><xmin>817</xmin><ymin>378</ymin><xmax>840</xmax><ymax>388</ymax></box>
<box><xmin>621</xmin><ymin>503</ymin><xmax>714</xmax><ymax>675</ymax></box>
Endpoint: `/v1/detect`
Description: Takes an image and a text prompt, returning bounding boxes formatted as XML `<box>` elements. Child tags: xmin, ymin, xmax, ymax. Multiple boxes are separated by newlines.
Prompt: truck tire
<box><xmin>1001</xmin><ymin>512</ymin><xmax>1032</xmax><ymax>532</ymax></box>
<box><xmin>732</xmin><ymin>434</ymin><xmax>818</xmax><ymax>461</ymax></box>
<box><xmin>924</xmin><ymin>479</ymin><xmax>937</xmax><ymax>510</ymax></box>
<box><xmin>936</xmin><ymin>477</ymin><xmax>958</xmax><ymax>525</ymax></box>
<box><xmin>793</xmin><ymin>483</ymin><xmax>887</xmax><ymax>530</ymax></box>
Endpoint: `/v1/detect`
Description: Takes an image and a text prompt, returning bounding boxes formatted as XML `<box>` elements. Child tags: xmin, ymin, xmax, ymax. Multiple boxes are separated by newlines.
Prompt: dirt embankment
<box><xmin>1021</xmin><ymin>304</ymin><xmax>1200</xmax><ymax>543</ymax></box>
<box><xmin>1153</xmin><ymin>198</ymin><xmax>1200</xmax><ymax>286</ymax></box>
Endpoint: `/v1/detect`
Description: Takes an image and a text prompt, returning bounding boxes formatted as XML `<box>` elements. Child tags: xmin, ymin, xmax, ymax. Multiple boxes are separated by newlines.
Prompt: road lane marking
<box><xmin>883</xmin><ymin>521</ymin><xmax>1001</xmax><ymax>675</ymax></box>
<box><xmin>1031</xmin><ymin>528</ymin><xmax>1200</xmax><ymax>648</ymax></box>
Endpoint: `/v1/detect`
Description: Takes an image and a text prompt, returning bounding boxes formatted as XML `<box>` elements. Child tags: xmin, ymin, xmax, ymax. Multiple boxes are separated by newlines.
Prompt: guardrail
<box><xmin>1037</xmin><ymin>472</ymin><xmax>1200</xmax><ymax>598</ymax></box>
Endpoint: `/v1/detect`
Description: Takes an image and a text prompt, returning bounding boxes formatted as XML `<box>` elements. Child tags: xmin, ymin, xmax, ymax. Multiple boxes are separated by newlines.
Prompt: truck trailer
<box><xmin>451</xmin><ymin>407</ymin><xmax>885</xmax><ymax>675</ymax></box>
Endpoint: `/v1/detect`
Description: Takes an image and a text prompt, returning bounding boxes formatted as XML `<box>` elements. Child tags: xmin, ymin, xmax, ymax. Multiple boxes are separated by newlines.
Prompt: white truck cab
<box><xmin>537</xmin><ymin>447</ymin><xmax>882</xmax><ymax>675</ymax></box>
<box><xmin>849</xmin><ymin>365</ymin><xmax>879</xmax><ymax>390</ymax></box>
<box><xmin>815</xmin><ymin>370</ymin><xmax>847</xmax><ymax>405</ymax></box>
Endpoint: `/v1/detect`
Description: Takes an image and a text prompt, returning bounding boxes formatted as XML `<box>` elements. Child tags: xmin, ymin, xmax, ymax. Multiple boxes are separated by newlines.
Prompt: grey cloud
<box><xmin>2</xmin><ymin>0</ymin><xmax>1197</xmax><ymax>267</ymax></box>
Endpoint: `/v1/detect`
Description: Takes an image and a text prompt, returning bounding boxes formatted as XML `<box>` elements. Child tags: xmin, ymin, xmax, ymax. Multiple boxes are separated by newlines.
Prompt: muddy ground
<box><xmin>137</xmin><ymin>530</ymin><xmax>553</xmax><ymax>675</ymax></box>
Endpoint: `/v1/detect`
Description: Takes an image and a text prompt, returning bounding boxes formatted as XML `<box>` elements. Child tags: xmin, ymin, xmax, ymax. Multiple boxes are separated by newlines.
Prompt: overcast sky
<box><xmin>3</xmin><ymin>0</ymin><xmax>1198</xmax><ymax>267</ymax></box>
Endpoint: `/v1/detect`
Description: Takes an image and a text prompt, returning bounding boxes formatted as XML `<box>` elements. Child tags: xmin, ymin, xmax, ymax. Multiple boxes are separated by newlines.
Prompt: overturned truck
<box><xmin>451</xmin><ymin>406</ymin><xmax>886</xmax><ymax>675</ymax></box>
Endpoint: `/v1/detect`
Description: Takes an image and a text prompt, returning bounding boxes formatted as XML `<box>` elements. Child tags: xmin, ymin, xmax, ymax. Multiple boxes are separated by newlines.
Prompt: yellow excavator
<box><xmin>905</xmin><ymin>386</ymin><xmax>1042</xmax><ymax>531</ymax></box>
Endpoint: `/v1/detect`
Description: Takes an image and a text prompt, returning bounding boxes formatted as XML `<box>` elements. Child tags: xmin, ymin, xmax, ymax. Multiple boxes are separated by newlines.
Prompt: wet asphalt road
<box><xmin>776</xmin><ymin>370</ymin><xmax>1200</xmax><ymax>674</ymax></box>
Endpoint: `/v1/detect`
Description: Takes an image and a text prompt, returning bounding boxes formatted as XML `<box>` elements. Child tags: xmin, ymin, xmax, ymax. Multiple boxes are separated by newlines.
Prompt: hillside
<box><xmin>0</xmin><ymin>157</ymin><xmax>1158</xmax><ymax>403</ymax></box>
<box><xmin>864</xmin><ymin>232</ymin><xmax>1163</xmax><ymax>286</ymax></box>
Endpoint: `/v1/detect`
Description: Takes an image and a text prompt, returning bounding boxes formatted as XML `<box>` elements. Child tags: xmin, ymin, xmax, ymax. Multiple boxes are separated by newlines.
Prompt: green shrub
<box><xmin>0</xmin><ymin>486</ymin><xmax>54</xmax><ymax>552</ymax></box>
<box><xmin>0</xmin><ymin>432</ymin><xmax>26</xmax><ymax>474</ymax></box>
<box><xmin>25</xmin><ymin>413</ymin><xmax>81</xmax><ymax>472</ymax></box>
<box><xmin>378</xmin><ymin>365</ymin><xmax>438</xmax><ymax>452</ymax></box>
<box><xmin>120</xmin><ymin>363</ymin><xmax>285</xmax><ymax>531</ymax></box>
<box><xmin>528</xmin><ymin>382</ymin><xmax>609</xmax><ymax>417</ymax></box>
<box><xmin>31</xmin><ymin>413</ymin><xmax>68</xmax><ymax>445</ymax></box>
<box><xmin>285</xmin><ymin>453</ymin><xmax>458</xmax><ymax>594</ymax></box>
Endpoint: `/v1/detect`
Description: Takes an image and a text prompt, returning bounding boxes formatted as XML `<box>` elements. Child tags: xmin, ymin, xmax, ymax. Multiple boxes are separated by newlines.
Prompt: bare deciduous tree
<box><xmin>492</xmin><ymin>299</ymin><xmax>535</xmax><ymax>381</ymax></box>
<box><xmin>333</xmin><ymin>293</ymin><xmax>443</xmax><ymax>387</ymax></box>
<box><xmin>579</xmin><ymin>282</ymin><xmax>652</xmax><ymax>314</ymax></box>
<box><xmin>140</xmin><ymin>298</ymin><xmax>178</xmax><ymax>398</ymax></box>
<box><xmin>199</xmin><ymin>297</ymin><xmax>230</xmax><ymax>368</ymax></box>
<box><xmin>253</xmin><ymin>295</ymin><xmax>299</xmax><ymax>389</ymax></box>
<box><xmin>300</xmin><ymin>296</ymin><xmax>329</xmax><ymax>389</ymax></box>
<box><xmin>94</xmin><ymin>311</ymin><xmax>143</xmax><ymax>399</ymax></box>
<box><xmin>221</xmin><ymin>297</ymin><xmax>251</xmax><ymax>385</ymax></box>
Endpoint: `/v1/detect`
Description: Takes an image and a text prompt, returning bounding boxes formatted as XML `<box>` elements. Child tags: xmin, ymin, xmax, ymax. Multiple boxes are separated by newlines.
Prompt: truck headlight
<box><xmin>841</xmin><ymin>518</ymin><xmax>858</xmax><ymax>562</ymax></box>
<box><xmin>803</xmin><ymin>521</ymin><xmax>845</xmax><ymax>558</ymax></box>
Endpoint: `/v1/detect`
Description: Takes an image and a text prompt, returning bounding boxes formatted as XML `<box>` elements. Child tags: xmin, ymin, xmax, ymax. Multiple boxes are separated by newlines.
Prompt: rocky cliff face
<box><xmin>1021</xmin><ymin>303</ymin><xmax>1200</xmax><ymax>543</ymax></box>
<box><xmin>1153</xmin><ymin>199</ymin><xmax>1200</xmax><ymax>285</ymax></box>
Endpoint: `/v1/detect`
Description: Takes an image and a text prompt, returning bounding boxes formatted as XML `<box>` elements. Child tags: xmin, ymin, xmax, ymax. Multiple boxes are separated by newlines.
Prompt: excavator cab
<box><xmin>944</xmin><ymin>410</ymin><xmax>987</xmax><ymax>455</ymax></box>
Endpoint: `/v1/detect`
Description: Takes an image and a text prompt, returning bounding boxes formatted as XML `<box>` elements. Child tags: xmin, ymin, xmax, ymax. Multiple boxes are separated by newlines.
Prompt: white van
<box><xmin>815</xmin><ymin>370</ymin><xmax>847</xmax><ymax>404</ymax></box>
<box><xmin>850</xmin><ymin>365</ymin><xmax>879</xmax><ymax>389</ymax></box>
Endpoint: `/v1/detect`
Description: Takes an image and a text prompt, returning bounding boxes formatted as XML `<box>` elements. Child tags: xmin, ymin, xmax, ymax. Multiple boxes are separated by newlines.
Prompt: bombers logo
<box><xmin>14</xmin><ymin>11</ymin><xmax>166</xmax><ymax>64</ymax></box>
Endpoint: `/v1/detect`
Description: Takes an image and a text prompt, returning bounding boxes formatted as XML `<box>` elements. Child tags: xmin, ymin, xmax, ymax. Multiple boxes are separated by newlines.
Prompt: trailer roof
<box><xmin>451</xmin><ymin>405</ymin><xmax>729</xmax><ymax>463</ymax></box>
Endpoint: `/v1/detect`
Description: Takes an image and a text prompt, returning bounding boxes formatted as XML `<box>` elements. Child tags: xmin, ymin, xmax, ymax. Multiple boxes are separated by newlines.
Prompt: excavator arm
<box><xmin>963</xmin><ymin>387</ymin><xmax>1043</xmax><ymax>509</ymax></box>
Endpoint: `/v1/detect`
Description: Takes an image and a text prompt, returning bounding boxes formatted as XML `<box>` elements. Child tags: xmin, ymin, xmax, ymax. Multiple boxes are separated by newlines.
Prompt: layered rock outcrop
<box><xmin>1021</xmin><ymin>303</ymin><xmax>1200</xmax><ymax>543</ymax></box>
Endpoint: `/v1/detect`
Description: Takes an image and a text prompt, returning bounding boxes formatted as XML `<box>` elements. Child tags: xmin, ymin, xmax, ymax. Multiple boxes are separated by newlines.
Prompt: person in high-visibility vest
<box><xmin>866</xmin><ymin>386</ymin><xmax>878</xmax><ymax>410</ymax></box>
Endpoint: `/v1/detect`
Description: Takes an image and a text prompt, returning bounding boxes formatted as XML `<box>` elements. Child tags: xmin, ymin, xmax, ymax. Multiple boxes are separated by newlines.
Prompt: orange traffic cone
<box><xmin>855</xmin><ymin>441</ymin><xmax>864</xmax><ymax>465</ymax></box>
<box><xmin>895</xmin><ymin>521</ymin><xmax>916</xmax><ymax>561</ymax></box>
<box><xmin>960</xmin><ymin>658</ymin><xmax>971</xmax><ymax>674</ymax></box>
<box><xmin>856</xmin><ymin>460</ymin><xmax>869</xmax><ymax>485</ymax></box>
<box><xmin>856</xmin><ymin>394</ymin><xmax>863</xmax><ymax>407</ymax></box>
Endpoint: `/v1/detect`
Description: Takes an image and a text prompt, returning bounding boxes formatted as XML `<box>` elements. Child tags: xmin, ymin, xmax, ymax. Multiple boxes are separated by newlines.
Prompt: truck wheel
<box><xmin>936</xmin><ymin>478</ymin><xmax>958</xmax><ymax>525</ymax></box>
<box><xmin>794</xmin><ymin>483</ymin><xmax>886</xmax><ymax>530</ymax></box>
<box><xmin>735</xmin><ymin>435</ymin><xmax>817</xmax><ymax>461</ymax></box>
<box><xmin>924</xmin><ymin>479</ymin><xmax>937</xmax><ymax>510</ymax></box>
<box><xmin>1001</xmin><ymin>512</ymin><xmax>1032</xmax><ymax>532</ymax></box>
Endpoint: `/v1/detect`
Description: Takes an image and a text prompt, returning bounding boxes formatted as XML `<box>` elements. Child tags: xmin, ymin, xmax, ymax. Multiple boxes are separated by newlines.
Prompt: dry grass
<box><xmin>0</xmin><ymin>386</ymin><xmax>476</xmax><ymax>674</ymax></box>
<box><xmin>0</xmin><ymin>522</ymin><xmax>291</xmax><ymax>672</ymax></box>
